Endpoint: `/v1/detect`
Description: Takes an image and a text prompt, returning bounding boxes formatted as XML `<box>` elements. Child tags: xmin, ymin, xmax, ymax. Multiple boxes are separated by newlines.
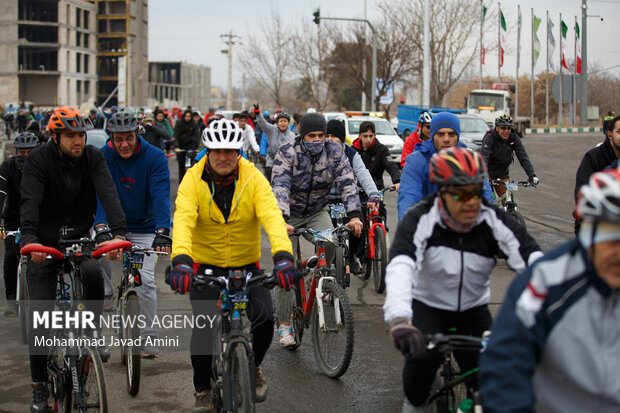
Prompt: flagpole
<box><xmin>531</xmin><ymin>8</ymin><xmax>535</xmax><ymax>126</ymax></box>
<box><xmin>573</xmin><ymin>16</ymin><xmax>577</xmax><ymax>125</ymax></box>
<box><xmin>546</xmin><ymin>10</ymin><xmax>549</xmax><ymax>128</ymax></box>
<box><xmin>498</xmin><ymin>2</ymin><xmax>501</xmax><ymax>82</ymax></box>
<box><xmin>480</xmin><ymin>0</ymin><xmax>483</xmax><ymax>89</ymax></box>
<box><xmin>559</xmin><ymin>12</ymin><xmax>563</xmax><ymax>126</ymax></box>
<box><xmin>516</xmin><ymin>5</ymin><xmax>520</xmax><ymax>119</ymax></box>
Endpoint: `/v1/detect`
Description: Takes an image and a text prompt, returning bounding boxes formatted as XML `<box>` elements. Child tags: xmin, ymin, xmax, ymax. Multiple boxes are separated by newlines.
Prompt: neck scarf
<box><xmin>204</xmin><ymin>157</ymin><xmax>239</xmax><ymax>191</ymax></box>
<box><xmin>437</xmin><ymin>195</ymin><xmax>477</xmax><ymax>233</ymax></box>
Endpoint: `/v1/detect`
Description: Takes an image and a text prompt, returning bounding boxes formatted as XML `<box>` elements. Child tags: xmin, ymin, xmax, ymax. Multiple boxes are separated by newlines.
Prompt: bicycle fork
<box><xmin>315</xmin><ymin>276</ymin><xmax>342</xmax><ymax>331</ymax></box>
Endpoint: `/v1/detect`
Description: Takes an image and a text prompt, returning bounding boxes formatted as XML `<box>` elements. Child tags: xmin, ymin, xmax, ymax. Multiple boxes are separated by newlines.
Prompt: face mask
<box><xmin>15</xmin><ymin>155</ymin><xmax>26</xmax><ymax>172</ymax></box>
<box><xmin>303</xmin><ymin>140</ymin><xmax>325</xmax><ymax>156</ymax></box>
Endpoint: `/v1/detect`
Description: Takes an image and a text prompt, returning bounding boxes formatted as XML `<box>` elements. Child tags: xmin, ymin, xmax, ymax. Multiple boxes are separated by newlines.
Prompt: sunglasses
<box><xmin>498</xmin><ymin>126</ymin><xmax>512</xmax><ymax>131</ymax></box>
<box><xmin>444</xmin><ymin>188</ymin><xmax>483</xmax><ymax>202</ymax></box>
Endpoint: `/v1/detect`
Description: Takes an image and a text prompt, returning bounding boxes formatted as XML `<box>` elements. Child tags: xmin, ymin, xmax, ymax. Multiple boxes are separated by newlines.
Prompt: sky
<box><xmin>148</xmin><ymin>0</ymin><xmax>620</xmax><ymax>90</ymax></box>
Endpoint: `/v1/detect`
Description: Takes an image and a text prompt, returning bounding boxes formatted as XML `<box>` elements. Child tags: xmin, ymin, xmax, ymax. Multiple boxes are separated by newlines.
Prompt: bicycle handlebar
<box><xmin>20</xmin><ymin>244</ymin><xmax>65</xmax><ymax>260</ymax></box>
<box><xmin>193</xmin><ymin>270</ymin><xmax>276</xmax><ymax>292</ymax></box>
<box><xmin>489</xmin><ymin>179</ymin><xmax>536</xmax><ymax>188</ymax></box>
<box><xmin>425</xmin><ymin>333</ymin><xmax>486</xmax><ymax>352</ymax></box>
<box><xmin>127</xmin><ymin>247</ymin><xmax>169</xmax><ymax>256</ymax></box>
<box><xmin>92</xmin><ymin>241</ymin><xmax>133</xmax><ymax>258</ymax></box>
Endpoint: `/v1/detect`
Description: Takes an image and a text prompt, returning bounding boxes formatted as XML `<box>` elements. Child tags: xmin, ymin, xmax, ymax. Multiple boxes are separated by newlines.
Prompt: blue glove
<box><xmin>274</xmin><ymin>259</ymin><xmax>299</xmax><ymax>291</ymax></box>
<box><xmin>168</xmin><ymin>264</ymin><xmax>193</xmax><ymax>294</ymax></box>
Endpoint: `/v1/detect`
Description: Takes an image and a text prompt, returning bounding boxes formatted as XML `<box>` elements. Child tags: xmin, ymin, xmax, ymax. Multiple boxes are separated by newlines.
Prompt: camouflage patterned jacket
<box><xmin>271</xmin><ymin>137</ymin><xmax>361</xmax><ymax>220</ymax></box>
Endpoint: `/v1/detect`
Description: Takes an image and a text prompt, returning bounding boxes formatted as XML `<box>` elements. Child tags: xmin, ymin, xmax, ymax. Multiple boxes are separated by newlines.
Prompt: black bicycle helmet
<box><xmin>14</xmin><ymin>132</ymin><xmax>40</xmax><ymax>149</ymax></box>
<box><xmin>107</xmin><ymin>112</ymin><xmax>138</xmax><ymax>133</ymax></box>
<box><xmin>276</xmin><ymin>112</ymin><xmax>291</xmax><ymax>122</ymax></box>
<box><xmin>495</xmin><ymin>114</ymin><xmax>514</xmax><ymax>127</ymax></box>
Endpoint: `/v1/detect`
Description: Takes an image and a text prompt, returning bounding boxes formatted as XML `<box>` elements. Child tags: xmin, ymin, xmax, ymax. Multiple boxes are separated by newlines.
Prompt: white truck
<box><xmin>466</xmin><ymin>83</ymin><xmax>530</xmax><ymax>136</ymax></box>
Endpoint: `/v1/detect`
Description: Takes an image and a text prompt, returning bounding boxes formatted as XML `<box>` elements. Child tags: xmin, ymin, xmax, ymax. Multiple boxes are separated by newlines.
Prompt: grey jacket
<box><xmin>255</xmin><ymin>115</ymin><xmax>296</xmax><ymax>167</ymax></box>
<box><xmin>328</xmin><ymin>143</ymin><xmax>379</xmax><ymax>203</ymax></box>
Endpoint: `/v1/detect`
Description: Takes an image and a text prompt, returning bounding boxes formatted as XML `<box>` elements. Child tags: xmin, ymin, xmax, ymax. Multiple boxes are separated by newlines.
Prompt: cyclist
<box><xmin>94</xmin><ymin>111</ymin><xmax>171</xmax><ymax>358</ymax></box>
<box><xmin>383</xmin><ymin>147</ymin><xmax>542</xmax><ymax>413</ymax></box>
<box><xmin>168</xmin><ymin>119</ymin><xmax>299</xmax><ymax>411</ymax></box>
<box><xmin>480</xmin><ymin>114</ymin><xmax>539</xmax><ymax>203</ymax></box>
<box><xmin>480</xmin><ymin>168</ymin><xmax>620</xmax><ymax>412</ymax></box>
<box><xmin>401</xmin><ymin>111</ymin><xmax>434</xmax><ymax>168</ymax></box>
<box><xmin>271</xmin><ymin>113</ymin><xmax>363</xmax><ymax>347</ymax></box>
<box><xmin>20</xmin><ymin>106</ymin><xmax>127</xmax><ymax>413</ymax></box>
<box><xmin>0</xmin><ymin>132</ymin><xmax>40</xmax><ymax>317</ymax></box>
<box><xmin>237</xmin><ymin>112</ymin><xmax>260</xmax><ymax>159</ymax></box>
<box><xmin>252</xmin><ymin>104</ymin><xmax>295</xmax><ymax>181</ymax></box>
<box><xmin>173</xmin><ymin>109</ymin><xmax>201</xmax><ymax>181</ymax></box>
<box><xmin>397</xmin><ymin>112</ymin><xmax>494</xmax><ymax>221</ymax></box>
<box><xmin>326</xmin><ymin>119</ymin><xmax>380</xmax><ymax>273</ymax></box>
<box><xmin>142</xmin><ymin>112</ymin><xmax>168</xmax><ymax>151</ymax></box>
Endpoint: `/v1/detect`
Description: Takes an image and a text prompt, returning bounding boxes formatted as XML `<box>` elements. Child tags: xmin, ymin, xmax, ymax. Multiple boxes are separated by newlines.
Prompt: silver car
<box><xmin>456</xmin><ymin>114</ymin><xmax>490</xmax><ymax>152</ymax></box>
<box><xmin>86</xmin><ymin>129</ymin><xmax>109</xmax><ymax>149</ymax></box>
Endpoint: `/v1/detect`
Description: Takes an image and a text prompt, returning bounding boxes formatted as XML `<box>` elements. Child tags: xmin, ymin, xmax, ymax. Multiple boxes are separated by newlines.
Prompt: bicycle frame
<box><xmin>365</xmin><ymin>207</ymin><xmax>388</xmax><ymax>260</ymax></box>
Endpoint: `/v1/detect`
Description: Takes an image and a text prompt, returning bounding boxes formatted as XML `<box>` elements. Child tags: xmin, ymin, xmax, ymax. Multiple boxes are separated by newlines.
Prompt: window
<box><xmin>84</xmin><ymin>80</ymin><xmax>90</xmax><ymax>94</ymax></box>
<box><xmin>76</xmin><ymin>31</ymin><xmax>81</xmax><ymax>46</ymax></box>
<box><xmin>76</xmin><ymin>8</ymin><xmax>81</xmax><ymax>27</ymax></box>
<box><xmin>84</xmin><ymin>54</ymin><xmax>89</xmax><ymax>73</ymax></box>
<box><xmin>83</xmin><ymin>10</ymin><xmax>89</xmax><ymax>29</ymax></box>
<box><xmin>77</xmin><ymin>80</ymin><xmax>81</xmax><ymax>94</ymax></box>
<box><xmin>76</xmin><ymin>53</ymin><xmax>81</xmax><ymax>72</ymax></box>
<box><xmin>84</xmin><ymin>33</ymin><xmax>88</xmax><ymax>48</ymax></box>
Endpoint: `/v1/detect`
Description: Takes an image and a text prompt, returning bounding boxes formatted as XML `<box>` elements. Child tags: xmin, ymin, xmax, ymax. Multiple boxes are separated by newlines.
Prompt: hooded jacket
<box><xmin>352</xmin><ymin>137</ymin><xmax>401</xmax><ymax>190</ymax></box>
<box><xmin>174</xmin><ymin>118</ymin><xmax>200</xmax><ymax>150</ymax></box>
<box><xmin>574</xmin><ymin>137</ymin><xmax>617</xmax><ymax>202</ymax></box>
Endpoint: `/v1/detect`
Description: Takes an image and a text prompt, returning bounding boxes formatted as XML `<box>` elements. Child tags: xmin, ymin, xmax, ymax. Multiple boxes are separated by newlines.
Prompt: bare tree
<box><xmin>238</xmin><ymin>8</ymin><xmax>293</xmax><ymax>107</ymax></box>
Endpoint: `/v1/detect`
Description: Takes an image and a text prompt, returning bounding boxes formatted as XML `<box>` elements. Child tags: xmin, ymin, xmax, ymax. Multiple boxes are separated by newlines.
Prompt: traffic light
<box><xmin>313</xmin><ymin>9</ymin><xmax>320</xmax><ymax>25</ymax></box>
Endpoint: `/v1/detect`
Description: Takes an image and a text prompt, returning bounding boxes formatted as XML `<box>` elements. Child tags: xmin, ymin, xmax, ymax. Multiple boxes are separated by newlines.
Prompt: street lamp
<box><xmin>313</xmin><ymin>9</ymin><xmax>378</xmax><ymax>111</ymax></box>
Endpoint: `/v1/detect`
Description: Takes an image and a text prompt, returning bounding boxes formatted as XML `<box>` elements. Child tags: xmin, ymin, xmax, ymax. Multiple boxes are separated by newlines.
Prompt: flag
<box><xmin>561</xmin><ymin>20</ymin><xmax>569</xmax><ymax>69</ymax></box>
<box><xmin>482</xmin><ymin>5</ymin><xmax>488</xmax><ymax>64</ymax></box>
<box><xmin>500</xmin><ymin>9</ymin><xmax>507</xmax><ymax>67</ymax></box>
<box><xmin>548</xmin><ymin>17</ymin><xmax>556</xmax><ymax>70</ymax></box>
<box><xmin>575</xmin><ymin>22</ymin><xmax>582</xmax><ymax>74</ymax></box>
<box><xmin>533</xmin><ymin>15</ymin><xmax>542</xmax><ymax>65</ymax></box>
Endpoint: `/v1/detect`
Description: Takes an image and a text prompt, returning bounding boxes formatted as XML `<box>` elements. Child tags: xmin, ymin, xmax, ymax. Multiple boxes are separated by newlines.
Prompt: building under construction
<box><xmin>149</xmin><ymin>62</ymin><xmax>211</xmax><ymax>111</ymax></box>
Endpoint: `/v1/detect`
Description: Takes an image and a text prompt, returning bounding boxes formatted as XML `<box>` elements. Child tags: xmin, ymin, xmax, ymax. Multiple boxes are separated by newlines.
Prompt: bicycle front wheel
<box><xmin>18</xmin><ymin>258</ymin><xmax>30</xmax><ymax>345</ymax></box>
<box><xmin>311</xmin><ymin>279</ymin><xmax>354</xmax><ymax>378</ymax></box>
<box><xmin>122</xmin><ymin>293</ymin><xmax>141</xmax><ymax>396</ymax></box>
<box><xmin>427</xmin><ymin>360</ymin><xmax>468</xmax><ymax>413</ymax></box>
<box><xmin>78</xmin><ymin>345</ymin><xmax>108</xmax><ymax>412</ymax></box>
<box><xmin>372</xmin><ymin>227</ymin><xmax>387</xmax><ymax>293</ymax></box>
<box><xmin>509</xmin><ymin>209</ymin><xmax>526</xmax><ymax>229</ymax></box>
<box><xmin>231</xmin><ymin>344</ymin><xmax>254</xmax><ymax>413</ymax></box>
<box><xmin>335</xmin><ymin>244</ymin><xmax>346</xmax><ymax>288</ymax></box>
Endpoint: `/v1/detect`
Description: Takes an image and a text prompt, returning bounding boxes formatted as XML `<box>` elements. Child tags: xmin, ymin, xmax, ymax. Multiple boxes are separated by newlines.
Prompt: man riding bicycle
<box><xmin>480</xmin><ymin>168</ymin><xmax>620</xmax><ymax>412</ymax></box>
<box><xmin>383</xmin><ymin>147</ymin><xmax>542</xmax><ymax>412</ymax></box>
<box><xmin>271</xmin><ymin>113</ymin><xmax>363</xmax><ymax>347</ymax></box>
<box><xmin>20</xmin><ymin>106</ymin><xmax>128</xmax><ymax>413</ymax></box>
<box><xmin>480</xmin><ymin>114</ymin><xmax>539</xmax><ymax>202</ymax></box>
<box><xmin>0</xmin><ymin>132</ymin><xmax>41</xmax><ymax>317</ymax></box>
<box><xmin>168</xmin><ymin>119</ymin><xmax>299</xmax><ymax>412</ymax></box>
<box><xmin>94</xmin><ymin>111</ymin><xmax>171</xmax><ymax>358</ymax></box>
<box><xmin>401</xmin><ymin>111</ymin><xmax>434</xmax><ymax>168</ymax></box>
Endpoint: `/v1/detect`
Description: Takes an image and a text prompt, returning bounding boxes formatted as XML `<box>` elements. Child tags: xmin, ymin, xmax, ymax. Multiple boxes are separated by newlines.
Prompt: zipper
<box><xmin>457</xmin><ymin>235</ymin><xmax>464</xmax><ymax>311</ymax></box>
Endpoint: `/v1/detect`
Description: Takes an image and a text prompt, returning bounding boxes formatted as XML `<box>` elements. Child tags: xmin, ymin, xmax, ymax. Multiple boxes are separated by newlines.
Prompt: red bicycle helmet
<box><xmin>47</xmin><ymin>106</ymin><xmax>88</xmax><ymax>135</ymax></box>
<box><xmin>429</xmin><ymin>147</ymin><xmax>487</xmax><ymax>187</ymax></box>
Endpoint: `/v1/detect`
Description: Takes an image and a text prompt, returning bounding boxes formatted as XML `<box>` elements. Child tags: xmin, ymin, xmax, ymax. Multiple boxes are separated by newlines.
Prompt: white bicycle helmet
<box><xmin>419</xmin><ymin>111</ymin><xmax>434</xmax><ymax>124</ymax></box>
<box><xmin>576</xmin><ymin>169</ymin><xmax>620</xmax><ymax>222</ymax></box>
<box><xmin>202</xmin><ymin>119</ymin><xmax>244</xmax><ymax>150</ymax></box>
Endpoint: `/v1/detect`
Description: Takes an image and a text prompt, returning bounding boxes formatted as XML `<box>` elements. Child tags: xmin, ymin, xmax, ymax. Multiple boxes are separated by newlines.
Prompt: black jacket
<box><xmin>480</xmin><ymin>129</ymin><xmax>536</xmax><ymax>179</ymax></box>
<box><xmin>142</xmin><ymin>122</ymin><xmax>168</xmax><ymax>150</ymax></box>
<box><xmin>352</xmin><ymin>138</ymin><xmax>401</xmax><ymax>190</ymax></box>
<box><xmin>0</xmin><ymin>157</ymin><xmax>24</xmax><ymax>230</ymax></box>
<box><xmin>574</xmin><ymin>138</ymin><xmax>617</xmax><ymax>202</ymax></box>
<box><xmin>20</xmin><ymin>142</ymin><xmax>127</xmax><ymax>247</ymax></box>
<box><xmin>173</xmin><ymin>119</ymin><xmax>200</xmax><ymax>150</ymax></box>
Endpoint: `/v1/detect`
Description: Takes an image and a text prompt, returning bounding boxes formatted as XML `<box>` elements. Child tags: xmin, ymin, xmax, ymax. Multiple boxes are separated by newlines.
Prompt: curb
<box><xmin>526</xmin><ymin>127</ymin><xmax>603</xmax><ymax>134</ymax></box>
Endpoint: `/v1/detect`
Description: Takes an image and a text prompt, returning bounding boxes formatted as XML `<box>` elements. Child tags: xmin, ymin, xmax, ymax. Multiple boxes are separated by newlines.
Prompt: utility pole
<box><xmin>546</xmin><ymin>10</ymin><xmax>549</xmax><ymax>128</ymax></box>
<box><xmin>498</xmin><ymin>2</ymin><xmax>501</xmax><ymax>82</ymax></box>
<box><xmin>559</xmin><ymin>12</ymin><xmax>563</xmax><ymax>126</ymax></box>
<box><xmin>220</xmin><ymin>30</ymin><xmax>240</xmax><ymax>110</ymax></box>
<box><xmin>422</xmin><ymin>0</ymin><xmax>430</xmax><ymax>106</ymax></box>
<box><xmin>530</xmin><ymin>8</ymin><xmax>535</xmax><ymax>127</ymax></box>
<box><xmin>580</xmin><ymin>0</ymin><xmax>588</xmax><ymax>125</ymax></box>
<box><xmin>362</xmin><ymin>0</ymin><xmax>367</xmax><ymax>111</ymax></box>
<box><xmin>479</xmin><ymin>0</ymin><xmax>483</xmax><ymax>90</ymax></box>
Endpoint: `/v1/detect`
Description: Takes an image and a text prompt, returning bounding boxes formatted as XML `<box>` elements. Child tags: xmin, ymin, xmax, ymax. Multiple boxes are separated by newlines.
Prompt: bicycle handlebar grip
<box><xmin>20</xmin><ymin>244</ymin><xmax>64</xmax><ymax>260</ymax></box>
<box><xmin>92</xmin><ymin>240</ymin><xmax>133</xmax><ymax>258</ymax></box>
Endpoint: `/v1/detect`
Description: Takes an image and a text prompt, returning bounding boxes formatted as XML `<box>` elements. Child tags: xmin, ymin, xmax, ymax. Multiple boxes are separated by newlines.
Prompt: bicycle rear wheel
<box><xmin>78</xmin><ymin>345</ymin><xmax>108</xmax><ymax>412</ymax></box>
<box><xmin>361</xmin><ymin>235</ymin><xmax>372</xmax><ymax>280</ymax></box>
<box><xmin>231</xmin><ymin>344</ymin><xmax>254</xmax><ymax>413</ymax></box>
<box><xmin>311</xmin><ymin>279</ymin><xmax>354</xmax><ymax>378</ymax></box>
<box><xmin>47</xmin><ymin>339</ymin><xmax>71</xmax><ymax>413</ymax></box>
<box><xmin>121</xmin><ymin>293</ymin><xmax>141</xmax><ymax>396</ymax></box>
<box><xmin>372</xmin><ymin>227</ymin><xmax>387</xmax><ymax>293</ymax></box>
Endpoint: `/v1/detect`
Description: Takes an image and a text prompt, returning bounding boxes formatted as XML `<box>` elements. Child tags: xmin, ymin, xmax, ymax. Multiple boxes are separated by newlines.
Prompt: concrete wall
<box><xmin>0</xmin><ymin>0</ymin><xmax>19</xmax><ymax>103</ymax></box>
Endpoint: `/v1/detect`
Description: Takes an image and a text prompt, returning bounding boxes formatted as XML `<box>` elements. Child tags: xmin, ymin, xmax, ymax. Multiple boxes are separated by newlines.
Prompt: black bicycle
<box><xmin>489</xmin><ymin>179</ymin><xmax>536</xmax><ymax>229</ymax></box>
<box><xmin>193</xmin><ymin>268</ymin><xmax>276</xmax><ymax>413</ymax></box>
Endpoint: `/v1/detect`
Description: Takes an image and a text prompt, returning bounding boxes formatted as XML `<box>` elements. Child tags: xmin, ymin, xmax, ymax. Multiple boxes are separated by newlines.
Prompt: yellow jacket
<box><xmin>172</xmin><ymin>157</ymin><xmax>293</xmax><ymax>267</ymax></box>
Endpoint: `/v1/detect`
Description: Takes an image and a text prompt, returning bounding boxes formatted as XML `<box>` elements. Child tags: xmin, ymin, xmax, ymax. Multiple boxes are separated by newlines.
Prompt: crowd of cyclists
<box><xmin>0</xmin><ymin>98</ymin><xmax>618</xmax><ymax>412</ymax></box>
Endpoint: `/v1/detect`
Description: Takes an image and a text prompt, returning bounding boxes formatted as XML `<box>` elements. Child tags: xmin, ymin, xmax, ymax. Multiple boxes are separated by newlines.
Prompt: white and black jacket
<box><xmin>383</xmin><ymin>194</ymin><xmax>543</xmax><ymax>322</ymax></box>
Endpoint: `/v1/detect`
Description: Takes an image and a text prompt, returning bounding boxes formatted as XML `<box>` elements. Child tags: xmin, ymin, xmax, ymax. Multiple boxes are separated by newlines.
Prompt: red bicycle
<box><xmin>360</xmin><ymin>186</ymin><xmax>396</xmax><ymax>293</ymax></box>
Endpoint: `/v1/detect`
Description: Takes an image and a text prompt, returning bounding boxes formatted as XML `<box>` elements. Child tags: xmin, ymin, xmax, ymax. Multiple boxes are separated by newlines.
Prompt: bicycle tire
<box><xmin>47</xmin><ymin>338</ymin><xmax>71</xmax><ymax>413</ymax></box>
<box><xmin>362</xmin><ymin>236</ymin><xmax>372</xmax><ymax>280</ymax></box>
<box><xmin>509</xmin><ymin>209</ymin><xmax>526</xmax><ymax>229</ymax></box>
<box><xmin>18</xmin><ymin>258</ymin><xmax>29</xmax><ymax>345</ymax></box>
<box><xmin>123</xmin><ymin>293</ymin><xmax>141</xmax><ymax>396</ymax></box>
<box><xmin>335</xmin><ymin>244</ymin><xmax>346</xmax><ymax>288</ymax></box>
<box><xmin>427</xmin><ymin>358</ymin><xmax>468</xmax><ymax>413</ymax></box>
<box><xmin>372</xmin><ymin>227</ymin><xmax>387</xmax><ymax>294</ymax></box>
<box><xmin>231</xmin><ymin>344</ymin><xmax>254</xmax><ymax>413</ymax></box>
<box><xmin>78</xmin><ymin>345</ymin><xmax>108</xmax><ymax>412</ymax></box>
<box><xmin>311</xmin><ymin>279</ymin><xmax>354</xmax><ymax>378</ymax></box>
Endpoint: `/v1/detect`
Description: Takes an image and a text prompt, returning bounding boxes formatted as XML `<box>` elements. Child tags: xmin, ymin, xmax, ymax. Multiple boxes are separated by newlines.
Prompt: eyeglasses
<box><xmin>113</xmin><ymin>136</ymin><xmax>136</xmax><ymax>144</ymax></box>
<box><xmin>443</xmin><ymin>188</ymin><xmax>483</xmax><ymax>202</ymax></box>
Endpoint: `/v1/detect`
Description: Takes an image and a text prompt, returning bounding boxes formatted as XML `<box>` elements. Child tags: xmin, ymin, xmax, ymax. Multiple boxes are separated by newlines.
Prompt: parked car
<box><xmin>86</xmin><ymin>129</ymin><xmax>108</xmax><ymax>148</ymax></box>
<box><xmin>456</xmin><ymin>114</ymin><xmax>490</xmax><ymax>152</ymax></box>
<box><xmin>344</xmin><ymin>116</ymin><xmax>403</xmax><ymax>165</ymax></box>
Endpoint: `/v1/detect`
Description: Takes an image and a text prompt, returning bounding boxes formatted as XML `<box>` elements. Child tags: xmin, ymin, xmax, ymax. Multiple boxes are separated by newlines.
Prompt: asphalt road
<box><xmin>0</xmin><ymin>132</ymin><xmax>599</xmax><ymax>412</ymax></box>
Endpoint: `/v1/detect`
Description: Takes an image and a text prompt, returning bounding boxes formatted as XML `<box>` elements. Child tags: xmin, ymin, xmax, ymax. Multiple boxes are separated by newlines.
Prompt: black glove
<box><xmin>389</xmin><ymin>318</ymin><xmax>426</xmax><ymax>357</ymax></box>
<box><xmin>152</xmin><ymin>228</ymin><xmax>171</xmax><ymax>250</ymax></box>
<box><xmin>166</xmin><ymin>254</ymin><xmax>194</xmax><ymax>294</ymax></box>
<box><xmin>529</xmin><ymin>176</ymin><xmax>539</xmax><ymax>186</ymax></box>
<box><xmin>94</xmin><ymin>223</ymin><xmax>113</xmax><ymax>244</ymax></box>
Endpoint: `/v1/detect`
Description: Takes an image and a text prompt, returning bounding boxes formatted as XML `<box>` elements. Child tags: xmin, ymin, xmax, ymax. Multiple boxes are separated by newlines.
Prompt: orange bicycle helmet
<box><xmin>430</xmin><ymin>147</ymin><xmax>487</xmax><ymax>187</ymax></box>
<box><xmin>47</xmin><ymin>106</ymin><xmax>88</xmax><ymax>135</ymax></box>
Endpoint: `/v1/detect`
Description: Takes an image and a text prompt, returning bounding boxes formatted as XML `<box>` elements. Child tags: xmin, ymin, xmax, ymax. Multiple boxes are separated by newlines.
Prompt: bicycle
<box><xmin>279</xmin><ymin>227</ymin><xmax>355</xmax><ymax>378</ymax></box>
<box><xmin>191</xmin><ymin>268</ymin><xmax>276</xmax><ymax>413</ymax></box>
<box><xmin>115</xmin><ymin>246</ymin><xmax>167</xmax><ymax>396</ymax></box>
<box><xmin>327</xmin><ymin>204</ymin><xmax>354</xmax><ymax>289</ymax></box>
<box><xmin>360</xmin><ymin>186</ymin><xmax>396</xmax><ymax>293</ymax></box>
<box><xmin>175</xmin><ymin>148</ymin><xmax>199</xmax><ymax>171</ymax></box>
<box><xmin>21</xmin><ymin>237</ymin><xmax>132</xmax><ymax>413</ymax></box>
<box><xmin>4</xmin><ymin>229</ymin><xmax>30</xmax><ymax>344</ymax></box>
<box><xmin>425</xmin><ymin>332</ymin><xmax>487</xmax><ymax>413</ymax></box>
<box><xmin>489</xmin><ymin>179</ymin><xmax>536</xmax><ymax>229</ymax></box>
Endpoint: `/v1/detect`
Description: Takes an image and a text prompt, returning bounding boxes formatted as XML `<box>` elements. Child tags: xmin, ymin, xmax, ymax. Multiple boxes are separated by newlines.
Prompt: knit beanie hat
<box><xmin>326</xmin><ymin>119</ymin><xmax>346</xmax><ymax>142</ymax></box>
<box><xmin>430</xmin><ymin>112</ymin><xmax>460</xmax><ymax>139</ymax></box>
<box><xmin>299</xmin><ymin>113</ymin><xmax>327</xmax><ymax>139</ymax></box>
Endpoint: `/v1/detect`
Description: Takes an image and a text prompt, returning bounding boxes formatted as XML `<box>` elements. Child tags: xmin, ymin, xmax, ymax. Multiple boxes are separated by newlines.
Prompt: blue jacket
<box><xmin>397</xmin><ymin>139</ymin><xmax>494</xmax><ymax>221</ymax></box>
<box><xmin>259</xmin><ymin>131</ymin><xmax>268</xmax><ymax>156</ymax></box>
<box><xmin>95</xmin><ymin>136</ymin><xmax>171</xmax><ymax>232</ymax></box>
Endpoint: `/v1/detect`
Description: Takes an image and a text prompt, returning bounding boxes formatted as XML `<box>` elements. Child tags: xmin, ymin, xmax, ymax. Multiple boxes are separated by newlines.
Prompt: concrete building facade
<box><xmin>0</xmin><ymin>0</ymin><xmax>98</xmax><ymax>108</ymax></box>
<box><xmin>149</xmin><ymin>62</ymin><xmax>211</xmax><ymax>111</ymax></box>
